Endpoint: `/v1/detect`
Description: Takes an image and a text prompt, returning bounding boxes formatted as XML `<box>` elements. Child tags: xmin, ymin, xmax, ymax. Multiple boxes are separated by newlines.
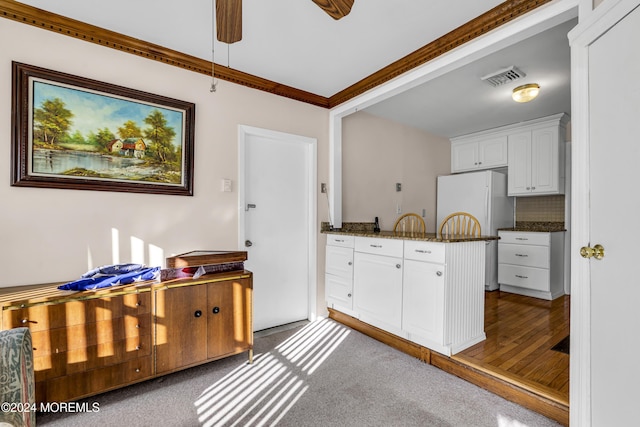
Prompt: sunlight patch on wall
<box><xmin>130</xmin><ymin>236</ymin><xmax>145</xmax><ymax>265</ymax></box>
<box><xmin>111</xmin><ymin>228</ymin><xmax>120</xmax><ymax>264</ymax></box>
<box><xmin>148</xmin><ymin>244</ymin><xmax>164</xmax><ymax>268</ymax></box>
<box><xmin>194</xmin><ymin>318</ymin><xmax>350</xmax><ymax>426</ymax></box>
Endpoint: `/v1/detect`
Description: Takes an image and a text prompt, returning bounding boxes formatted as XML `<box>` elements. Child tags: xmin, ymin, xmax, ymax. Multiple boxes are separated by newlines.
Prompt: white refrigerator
<box><xmin>436</xmin><ymin>170</ymin><xmax>514</xmax><ymax>291</ymax></box>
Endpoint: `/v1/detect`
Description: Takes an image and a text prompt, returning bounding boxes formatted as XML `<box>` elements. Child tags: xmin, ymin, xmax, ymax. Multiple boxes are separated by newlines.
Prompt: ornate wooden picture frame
<box><xmin>11</xmin><ymin>62</ymin><xmax>195</xmax><ymax>196</ymax></box>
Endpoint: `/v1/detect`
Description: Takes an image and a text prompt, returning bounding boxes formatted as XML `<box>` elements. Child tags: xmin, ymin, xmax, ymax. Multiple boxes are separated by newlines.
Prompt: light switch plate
<box><xmin>222</xmin><ymin>179</ymin><xmax>232</xmax><ymax>192</ymax></box>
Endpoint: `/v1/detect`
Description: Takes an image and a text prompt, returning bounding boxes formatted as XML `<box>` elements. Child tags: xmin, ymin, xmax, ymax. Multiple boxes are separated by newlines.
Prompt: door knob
<box><xmin>580</xmin><ymin>244</ymin><xmax>605</xmax><ymax>260</ymax></box>
<box><xmin>245</xmin><ymin>240</ymin><xmax>253</xmax><ymax>247</ymax></box>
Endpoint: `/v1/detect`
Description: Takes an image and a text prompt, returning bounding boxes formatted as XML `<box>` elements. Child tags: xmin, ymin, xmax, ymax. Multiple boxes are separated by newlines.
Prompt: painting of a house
<box><xmin>109</xmin><ymin>138</ymin><xmax>147</xmax><ymax>158</ymax></box>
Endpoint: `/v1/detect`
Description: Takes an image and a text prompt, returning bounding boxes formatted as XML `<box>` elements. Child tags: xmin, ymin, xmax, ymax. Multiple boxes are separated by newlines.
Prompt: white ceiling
<box><xmin>16</xmin><ymin>0</ymin><xmax>576</xmax><ymax>139</ymax></box>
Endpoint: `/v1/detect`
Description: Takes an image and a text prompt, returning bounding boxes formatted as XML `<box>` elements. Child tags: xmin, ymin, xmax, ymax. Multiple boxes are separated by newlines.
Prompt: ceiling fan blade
<box><xmin>312</xmin><ymin>0</ymin><xmax>354</xmax><ymax>20</ymax></box>
<box><xmin>216</xmin><ymin>0</ymin><xmax>242</xmax><ymax>44</ymax></box>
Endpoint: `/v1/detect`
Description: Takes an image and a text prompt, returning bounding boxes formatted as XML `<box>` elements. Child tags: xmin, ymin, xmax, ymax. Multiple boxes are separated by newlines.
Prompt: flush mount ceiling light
<box><xmin>512</xmin><ymin>83</ymin><xmax>540</xmax><ymax>103</ymax></box>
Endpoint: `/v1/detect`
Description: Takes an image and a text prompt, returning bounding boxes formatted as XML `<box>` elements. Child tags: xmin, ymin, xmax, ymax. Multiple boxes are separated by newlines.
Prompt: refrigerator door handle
<box><xmin>485</xmin><ymin>187</ymin><xmax>489</xmax><ymax>228</ymax></box>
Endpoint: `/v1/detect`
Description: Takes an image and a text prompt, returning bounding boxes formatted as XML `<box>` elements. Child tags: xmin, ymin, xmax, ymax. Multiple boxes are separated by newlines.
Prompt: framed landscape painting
<box><xmin>11</xmin><ymin>62</ymin><xmax>195</xmax><ymax>196</ymax></box>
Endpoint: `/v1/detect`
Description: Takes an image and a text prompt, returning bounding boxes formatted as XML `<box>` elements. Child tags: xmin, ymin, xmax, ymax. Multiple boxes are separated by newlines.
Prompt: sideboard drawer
<box><xmin>498</xmin><ymin>244</ymin><xmax>549</xmax><ymax>268</ymax></box>
<box><xmin>355</xmin><ymin>237</ymin><xmax>403</xmax><ymax>258</ymax></box>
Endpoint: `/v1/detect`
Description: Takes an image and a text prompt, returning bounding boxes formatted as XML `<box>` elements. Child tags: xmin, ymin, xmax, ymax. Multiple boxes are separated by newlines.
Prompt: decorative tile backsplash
<box><xmin>516</xmin><ymin>195</ymin><xmax>565</xmax><ymax>223</ymax></box>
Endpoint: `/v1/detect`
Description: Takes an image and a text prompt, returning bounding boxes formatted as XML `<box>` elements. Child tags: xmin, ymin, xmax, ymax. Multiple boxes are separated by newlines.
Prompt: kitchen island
<box><xmin>323</xmin><ymin>224</ymin><xmax>497</xmax><ymax>356</ymax></box>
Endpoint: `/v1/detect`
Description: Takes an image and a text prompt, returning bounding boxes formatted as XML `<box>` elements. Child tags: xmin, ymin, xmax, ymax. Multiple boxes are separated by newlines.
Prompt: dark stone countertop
<box><xmin>321</xmin><ymin>222</ymin><xmax>498</xmax><ymax>243</ymax></box>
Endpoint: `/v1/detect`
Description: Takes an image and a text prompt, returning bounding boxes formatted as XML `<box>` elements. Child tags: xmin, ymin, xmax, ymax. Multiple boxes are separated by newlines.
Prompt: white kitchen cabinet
<box><xmin>507</xmin><ymin>114</ymin><xmax>569</xmax><ymax>196</ymax></box>
<box><xmin>498</xmin><ymin>230</ymin><xmax>565</xmax><ymax>300</ymax></box>
<box><xmin>451</xmin><ymin>135</ymin><xmax>508</xmax><ymax>173</ymax></box>
<box><xmin>402</xmin><ymin>241</ymin><xmax>446</xmax><ymax>347</ymax></box>
<box><xmin>353</xmin><ymin>237</ymin><xmax>404</xmax><ymax>336</ymax></box>
<box><xmin>325</xmin><ymin>234</ymin><xmax>355</xmax><ymax>313</ymax></box>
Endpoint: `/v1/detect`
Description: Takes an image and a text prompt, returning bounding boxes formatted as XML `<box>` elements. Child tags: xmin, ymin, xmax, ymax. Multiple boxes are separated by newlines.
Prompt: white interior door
<box><xmin>588</xmin><ymin>4</ymin><xmax>640</xmax><ymax>425</ymax></box>
<box><xmin>571</xmin><ymin>2</ymin><xmax>640</xmax><ymax>425</ymax></box>
<box><xmin>239</xmin><ymin>126</ymin><xmax>316</xmax><ymax>332</ymax></box>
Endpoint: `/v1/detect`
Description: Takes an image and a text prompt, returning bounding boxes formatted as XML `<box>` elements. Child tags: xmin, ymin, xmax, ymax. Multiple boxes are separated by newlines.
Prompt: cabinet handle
<box><xmin>135</xmin><ymin>368</ymin><xmax>141</xmax><ymax>373</ymax></box>
<box><xmin>194</xmin><ymin>310</ymin><xmax>202</xmax><ymax>318</ymax></box>
<box><xmin>20</xmin><ymin>318</ymin><xmax>37</xmax><ymax>325</ymax></box>
<box><xmin>136</xmin><ymin>301</ymin><xmax>142</xmax><ymax>307</ymax></box>
<box><xmin>415</xmin><ymin>249</ymin><xmax>431</xmax><ymax>254</ymax></box>
<box><xmin>335</xmin><ymin>239</ymin><xmax>344</xmax><ymax>242</ymax></box>
<box><xmin>532</xmin><ymin>187</ymin><xmax>536</xmax><ymax>190</ymax></box>
<box><xmin>515</xmin><ymin>254</ymin><xmax>528</xmax><ymax>257</ymax></box>
<box><xmin>515</xmin><ymin>274</ymin><xmax>528</xmax><ymax>279</ymax></box>
<box><xmin>396</xmin><ymin>264</ymin><xmax>401</xmax><ymax>269</ymax></box>
<box><xmin>436</xmin><ymin>271</ymin><xmax>443</xmax><ymax>276</ymax></box>
<box><xmin>370</xmin><ymin>244</ymin><xmax>382</xmax><ymax>248</ymax></box>
<box><xmin>348</xmin><ymin>261</ymin><xmax>352</xmax><ymax>266</ymax></box>
<box><xmin>212</xmin><ymin>306</ymin><xmax>220</xmax><ymax>314</ymax></box>
<box><xmin>135</xmin><ymin>345</ymin><xmax>141</xmax><ymax>351</ymax></box>
<box><xmin>515</xmin><ymin>238</ymin><xmax>529</xmax><ymax>241</ymax></box>
<box><xmin>347</xmin><ymin>293</ymin><xmax>352</xmax><ymax>298</ymax></box>
<box><xmin>135</xmin><ymin>324</ymin><xmax>140</xmax><ymax>329</ymax></box>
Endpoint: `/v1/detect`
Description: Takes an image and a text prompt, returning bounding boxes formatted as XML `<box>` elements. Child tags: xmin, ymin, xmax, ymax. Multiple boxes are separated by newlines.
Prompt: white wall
<box><xmin>0</xmin><ymin>19</ymin><xmax>329</xmax><ymax>295</ymax></box>
<box><xmin>342</xmin><ymin>111</ymin><xmax>450</xmax><ymax>232</ymax></box>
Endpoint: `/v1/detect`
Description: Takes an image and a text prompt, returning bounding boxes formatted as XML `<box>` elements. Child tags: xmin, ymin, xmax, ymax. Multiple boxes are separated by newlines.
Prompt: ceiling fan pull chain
<box><xmin>210</xmin><ymin>0</ymin><xmax>218</xmax><ymax>92</ymax></box>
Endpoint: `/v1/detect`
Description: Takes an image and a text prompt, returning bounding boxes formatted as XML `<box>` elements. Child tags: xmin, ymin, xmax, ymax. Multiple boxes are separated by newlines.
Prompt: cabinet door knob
<box><xmin>212</xmin><ymin>306</ymin><xmax>220</xmax><ymax>314</ymax></box>
<box><xmin>396</xmin><ymin>264</ymin><xmax>401</xmax><ymax>269</ymax></box>
<box><xmin>194</xmin><ymin>310</ymin><xmax>202</xmax><ymax>318</ymax></box>
<box><xmin>348</xmin><ymin>261</ymin><xmax>352</xmax><ymax>266</ymax></box>
<box><xmin>436</xmin><ymin>271</ymin><xmax>442</xmax><ymax>276</ymax></box>
<box><xmin>347</xmin><ymin>293</ymin><xmax>352</xmax><ymax>298</ymax></box>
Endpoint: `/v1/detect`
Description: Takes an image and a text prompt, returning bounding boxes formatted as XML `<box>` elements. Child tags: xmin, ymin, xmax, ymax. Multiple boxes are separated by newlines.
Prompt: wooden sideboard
<box><xmin>0</xmin><ymin>270</ymin><xmax>253</xmax><ymax>403</ymax></box>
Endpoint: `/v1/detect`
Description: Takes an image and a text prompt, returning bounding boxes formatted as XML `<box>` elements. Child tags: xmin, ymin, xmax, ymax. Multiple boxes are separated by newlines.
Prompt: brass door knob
<box><xmin>580</xmin><ymin>244</ymin><xmax>605</xmax><ymax>260</ymax></box>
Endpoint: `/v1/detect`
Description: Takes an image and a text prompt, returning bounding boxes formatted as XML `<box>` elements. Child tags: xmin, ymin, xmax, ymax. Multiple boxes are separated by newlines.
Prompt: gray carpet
<box><xmin>37</xmin><ymin>318</ymin><xmax>561</xmax><ymax>426</ymax></box>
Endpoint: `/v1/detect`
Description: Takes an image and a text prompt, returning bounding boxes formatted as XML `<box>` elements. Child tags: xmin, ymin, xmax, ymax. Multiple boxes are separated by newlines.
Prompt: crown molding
<box><xmin>1</xmin><ymin>0</ymin><xmax>550</xmax><ymax>109</ymax></box>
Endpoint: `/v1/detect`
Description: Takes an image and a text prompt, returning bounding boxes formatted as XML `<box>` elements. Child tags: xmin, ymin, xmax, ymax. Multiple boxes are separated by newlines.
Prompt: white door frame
<box><xmin>238</xmin><ymin>125</ymin><xmax>318</xmax><ymax>323</ymax></box>
<box><xmin>568</xmin><ymin>1</ymin><xmax>640</xmax><ymax>425</ymax></box>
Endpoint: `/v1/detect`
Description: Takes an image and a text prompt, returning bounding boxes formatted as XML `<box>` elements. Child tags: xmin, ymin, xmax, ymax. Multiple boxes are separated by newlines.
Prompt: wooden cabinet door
<box><xmin>207</xmin><ymin>278</ymin><xmax>252</xmax><ymax>359</ymax></box>
<box><xmin>155</xmin><ymin>285</ymin><xmax>208</xmax><ymax>374</ymax></box>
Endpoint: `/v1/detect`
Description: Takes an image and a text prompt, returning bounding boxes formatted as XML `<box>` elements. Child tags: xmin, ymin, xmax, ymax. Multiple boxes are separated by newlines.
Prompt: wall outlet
<box><xmin>321</xmin><ymin>183</ymin><xmax>327</xmax><ymax>193</ymax></box>
<box><xmin>396</xmin><ymin>204</ymin><xmax>402</xmax><ymax>214</ymax></box>
<box><xmin>222</xmin><ymin>179</ymin><xmax>232</xmax><ymax>192</ymax></box>
<box><xmin>396</xmin><ymin>183</ymin><xmax>402</xmax><ymax>192</ymax></box>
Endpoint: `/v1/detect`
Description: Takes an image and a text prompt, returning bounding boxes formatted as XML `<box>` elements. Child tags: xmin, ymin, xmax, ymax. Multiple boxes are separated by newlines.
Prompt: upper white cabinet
<box><xmin>507</xmin><ymin>114</ymin><xmax>569</xmax><ymax>196</ymax></box>
<box><xmin>451</xmin><ymin>135</ymin><xmax>508</xmax><ymax>172</ymax></box>
<box><xmin>450</xmin><ymin>114</ymin><xmax>569</xmax><ymax>196</ymax></box>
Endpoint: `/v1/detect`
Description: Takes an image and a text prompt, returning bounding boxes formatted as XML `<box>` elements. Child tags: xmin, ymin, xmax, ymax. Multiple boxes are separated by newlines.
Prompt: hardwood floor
<box><xmin>329</xmin><ymin>290</ymin><xmax>570</xmax><ymax>426</ymax></box>
<box><xmin>454</xmin><ymin>291</ymin><xmax>570</xmax><ymax>406</ymax></box>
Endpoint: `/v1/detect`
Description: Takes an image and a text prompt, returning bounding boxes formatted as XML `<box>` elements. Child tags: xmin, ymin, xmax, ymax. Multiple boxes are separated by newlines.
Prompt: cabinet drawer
<box><xmin>355</xmin><ymin>237</ymin><xmax>403</xmax><ymax>258</ymax></box>
<box><xmin>34</xmin><ymin>334</ymin><xmax>152</xmax><ymax>381</ymax></box>
<box><xmin>30</xmin><ymin>313</ymin><xmax>151</xmax><ymax>356</ymax></box>
<box><xmin>326</xmin><ymin>234</ymin><xmax>355</xmax><ymax>248</ymax></box>
<box><xmin>403</xmin><ymin>241</ymin><xmax>445</xmax><ymax>263</ymax></box>
<box><xmin>37</xmin><ymin>356</ymin><xmax>152</xmax><ymax>403</ymax></box>
<box><xmin>498</xmin><ymin>264</ymin><xmax>550</xmax><ymax>292</ymax></box>
<box><xmin>3</xmin><ymin>291</ymin><xmax>151</xmax><ymax>332</ymax></box>
<box><xmin>499</xmin><ymin>231</ymin><xmax>549</xmax><ymax>246</ymax></box>
<box><xmin>498</xmin><ymin>244</ymin><xmax>549</xmax><ymax>268</ymax></box>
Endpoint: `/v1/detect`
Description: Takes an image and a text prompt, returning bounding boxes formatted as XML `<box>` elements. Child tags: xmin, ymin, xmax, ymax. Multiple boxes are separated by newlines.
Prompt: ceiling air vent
<box><xmin>481</xmin><ymin>66</ymin><xmax>526</xmax><ymax>87</ymax></box>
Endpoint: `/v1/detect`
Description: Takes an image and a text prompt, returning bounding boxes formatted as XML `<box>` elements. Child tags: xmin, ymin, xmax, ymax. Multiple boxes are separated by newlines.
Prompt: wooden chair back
<box><xmin>438</xmin><ymin>212</ymin><xmax>481</xmax><ymax>237</ymax></box>
<box><xmin>393</xmin><ymin>213</ymin><xmax>426</xmax><ymax>234</ymax></box>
